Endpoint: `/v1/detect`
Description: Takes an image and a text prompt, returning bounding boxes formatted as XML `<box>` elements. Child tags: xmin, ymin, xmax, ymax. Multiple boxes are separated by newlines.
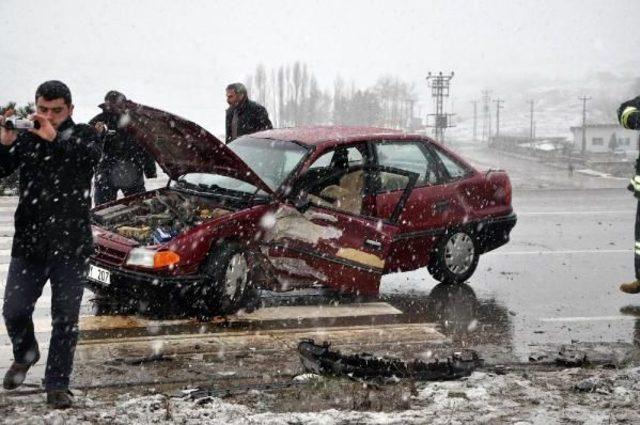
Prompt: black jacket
<box><xmin>225</xmin><ymin>98</ymin><xmax>272</xmax><ymax>143</ymax></box>
<box><xmin>0</xmin><ymin>118</ymin><xmax>102</xmax><ymax>261</ymax></box>
<box><xmin>90</xmin><ymin>111</ymin><xmax>156</xmax><ymax>183</ymax></box>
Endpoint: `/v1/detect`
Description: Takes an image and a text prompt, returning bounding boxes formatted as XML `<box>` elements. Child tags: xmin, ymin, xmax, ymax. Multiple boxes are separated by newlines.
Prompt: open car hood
<box><xmin>106</xmin><ymin>99</ymin><xmax>274</xmax><ymax>195</ymax></box>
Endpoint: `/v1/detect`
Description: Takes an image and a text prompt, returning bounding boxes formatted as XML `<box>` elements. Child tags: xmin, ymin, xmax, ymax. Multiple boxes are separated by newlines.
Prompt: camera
<box><xmin>3</xmin><ymin>117</ymin><xmax>40</xmax><ymax>131</ymax></box>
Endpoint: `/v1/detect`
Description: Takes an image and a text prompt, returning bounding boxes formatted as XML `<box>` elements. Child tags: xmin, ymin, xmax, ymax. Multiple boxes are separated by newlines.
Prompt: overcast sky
<box><xmin>0</xmin><ymin>0</ymin><xmax>637</xmax><ymax>135</ymax></box>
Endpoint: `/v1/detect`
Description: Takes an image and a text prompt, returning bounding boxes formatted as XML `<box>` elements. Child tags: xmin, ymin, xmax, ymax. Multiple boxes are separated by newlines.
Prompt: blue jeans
<box><xmin>2</xmin><ymin>256</ymin><xmax>86</xmax><ymax>390</ymax></box>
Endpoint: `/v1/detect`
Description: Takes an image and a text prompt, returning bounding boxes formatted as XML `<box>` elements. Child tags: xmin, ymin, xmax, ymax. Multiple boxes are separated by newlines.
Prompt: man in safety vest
<box><xmin>618</xmin><ymin>95</ymin><xmax>640</xmax><ymax>293</ymax></box>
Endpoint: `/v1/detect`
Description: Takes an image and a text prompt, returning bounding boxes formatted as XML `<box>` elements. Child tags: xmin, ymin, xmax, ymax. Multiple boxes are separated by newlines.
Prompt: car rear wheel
<box><xmin>197</xmin><ymin>242</ymin><xmax>257</xmax><ymax>317</ymax></box>
<box><xmin>428</xmin><ymin>229</ymin><xmax>479</xmax><ymax>284</ymax></box>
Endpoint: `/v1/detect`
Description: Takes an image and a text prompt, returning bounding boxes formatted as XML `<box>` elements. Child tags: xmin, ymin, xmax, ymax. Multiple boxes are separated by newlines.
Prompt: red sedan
<box><xmin>86</xmin><ymin>99</ymin><xmax>516</xmax><ymax>317</ymax></box>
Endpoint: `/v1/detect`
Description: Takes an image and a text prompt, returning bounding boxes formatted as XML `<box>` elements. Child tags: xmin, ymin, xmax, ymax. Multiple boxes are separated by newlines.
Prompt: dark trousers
<box><xmin>2</xmin><ymin>256</ymin><xmax>86</xmax><ymax>390</ymax></box>
<box><xmin>636</xmin><ymin>200</ymin><xmax>640</xmax><ymax>279</ymax></box>
<box><xmin>94</xmin><ymin>173</ymin><xmax>145</xmax><ymax>206</ymax></box>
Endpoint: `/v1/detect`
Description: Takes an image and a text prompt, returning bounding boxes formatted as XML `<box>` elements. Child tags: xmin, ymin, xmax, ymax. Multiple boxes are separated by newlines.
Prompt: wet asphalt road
<box><xmin>1</xmin><ymin>146</ymin><xmax>639</xmax><ymax>364</ymax></box>
<box><xmin>381</xmin><ymin>186</ymin><xmax>639</xmax><ymax>360</ymax></box>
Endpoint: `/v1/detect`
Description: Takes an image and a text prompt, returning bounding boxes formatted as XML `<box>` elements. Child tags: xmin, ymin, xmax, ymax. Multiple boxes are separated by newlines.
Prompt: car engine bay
<box><xmin>91</xmin><ymin>191</ymin><xmax>233</xmax><ymax>245</ymax></box>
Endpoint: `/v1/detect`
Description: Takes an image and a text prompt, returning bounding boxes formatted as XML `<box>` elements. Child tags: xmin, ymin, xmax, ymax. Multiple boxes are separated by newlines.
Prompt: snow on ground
<box><xmin>3</xmin><ymin>366</ymin><xmax>640</xmax><ymax>424</ymax></box>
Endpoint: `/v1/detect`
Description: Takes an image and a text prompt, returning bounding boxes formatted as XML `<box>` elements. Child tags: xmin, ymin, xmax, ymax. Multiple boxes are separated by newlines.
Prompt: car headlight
<box><xmin>126</xmin><ymin>248</ymin><xmax>180</xmax><ymax>269</ymax></box>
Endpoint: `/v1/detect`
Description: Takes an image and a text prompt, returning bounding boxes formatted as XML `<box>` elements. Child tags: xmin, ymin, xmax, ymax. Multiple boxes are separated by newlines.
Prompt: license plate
<box><xmin>88</xmin><ymin>264</ymin><xmax>111</xmax><ymax>285</ymax></box>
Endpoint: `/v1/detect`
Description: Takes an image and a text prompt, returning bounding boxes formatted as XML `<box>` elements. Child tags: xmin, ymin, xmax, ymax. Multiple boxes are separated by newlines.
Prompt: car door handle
<box><xmin>364</xmin><ymin>239</ymin><xmax>383</xmax><ymax>250</ymax></box>
<box><xmin>434</xmin><ymin>200</ymin><xmax>450</xmax><ymax>212</ymax></box>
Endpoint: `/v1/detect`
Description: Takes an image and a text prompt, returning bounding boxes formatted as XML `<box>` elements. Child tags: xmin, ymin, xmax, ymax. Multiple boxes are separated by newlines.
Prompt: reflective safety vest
<box><xmin>629</xmin><ymin>174</ymin><xmax>640</xmax><ymax>197</ymax></box>
<box><xmin>620</xmin><ymin>106</ymin><xmax>640</xmax><ymax>130</ymax></box>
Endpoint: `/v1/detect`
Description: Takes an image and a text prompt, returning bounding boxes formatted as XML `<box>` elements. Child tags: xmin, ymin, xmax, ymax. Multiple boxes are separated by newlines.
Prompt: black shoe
<box><xmin>46</xmin><ymin>389</ymin><xmax>74</xmax><ymax>409</ymax></box>
<box><xmin>3</xmin><ymin>349</ymin><xmax>40</xmax><ymax>390</ymax></box>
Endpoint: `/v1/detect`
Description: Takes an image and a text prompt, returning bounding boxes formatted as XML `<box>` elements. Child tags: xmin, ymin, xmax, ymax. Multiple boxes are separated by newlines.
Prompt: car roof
<box><xmin>249</xmin><ymin>125</ymin><xmax>429</xmax><ymax>148</ymax></box>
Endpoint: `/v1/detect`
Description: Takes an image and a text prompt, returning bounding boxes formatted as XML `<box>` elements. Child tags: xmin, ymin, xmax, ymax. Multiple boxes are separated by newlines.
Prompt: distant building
<box><xmin>489</xmin><ymin>135</ymin><xmax>570</xmax><ymax>158</ymax></box>
<box><xmin>570</xmin><ymin>124</ymin><xmax>639</xmax><ymax>155</ymax></box>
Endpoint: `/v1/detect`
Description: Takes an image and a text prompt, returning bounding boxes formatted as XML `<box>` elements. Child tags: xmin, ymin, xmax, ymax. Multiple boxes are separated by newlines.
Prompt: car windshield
<box><xmin>228</xmin><ymin>137</ymin><xmax>308</xmax><ymax>190</ymax></box>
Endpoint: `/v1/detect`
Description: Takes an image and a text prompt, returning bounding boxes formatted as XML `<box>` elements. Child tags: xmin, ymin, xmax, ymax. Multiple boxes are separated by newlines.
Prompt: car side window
<box><xmin>430</xmin><ymin>146</ymin><xmax>472</xmax><ymax>181</ymax></box>
<box><xmin>308</xmin><ymin>151</ymin><xmax>332</xmax><ymax>170</ymax></box>
<box><xmin>308</xmin><ymin>146</ymin><xmax>364</xmax><ymax>171</ymax></box>
<box><xmin>374</xmin><ymin>141</ymin><xmax>439</xmax><ymax>190</ymax></box>
<box><xmin>303</xmin><ymin>145</ymin><xmax>368</xmax><ymax>216</ymax></box>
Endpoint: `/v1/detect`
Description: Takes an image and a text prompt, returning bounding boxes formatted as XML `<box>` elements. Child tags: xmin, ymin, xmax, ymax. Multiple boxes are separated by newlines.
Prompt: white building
<box><xmin>570</xmin><ymin>124</ymin><xmax>640</xmax><ymax>155</ymax></box>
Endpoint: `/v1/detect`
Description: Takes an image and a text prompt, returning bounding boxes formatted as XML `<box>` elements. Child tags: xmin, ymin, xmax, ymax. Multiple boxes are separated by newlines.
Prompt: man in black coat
<box><xmin>225</xmin><ymin>82</ymin><xmax>272</xmax><ymax>143</ymax></box>
<box><xmin>0</xmin><ymin>81</ymin><xmax>102</xmax><ymax>408</ymax></box>
<box><xmin>90</xmin><ymin>91</ymin><xmax>156</xmax><ymax>205</ymax></box>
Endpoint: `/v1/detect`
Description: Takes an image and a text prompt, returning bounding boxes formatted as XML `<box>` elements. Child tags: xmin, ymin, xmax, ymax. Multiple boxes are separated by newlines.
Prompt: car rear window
<box><xmin>375</xmin><ymin>141</ymin><xmax>439</xmax><ymax>188</ymax></box>
<box><xmin>430</xmin><ymin>146</ymin><xmax>472</xmax><ymax>180</ymax></box>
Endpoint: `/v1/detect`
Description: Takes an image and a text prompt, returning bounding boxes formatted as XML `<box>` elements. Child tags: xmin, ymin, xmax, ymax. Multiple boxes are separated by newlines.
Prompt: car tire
<box><xmin>198</xmin><ymin>242</ymin><xmax>256</xmax><ymax>318</ymax></box>
<box><xmin>428</xmin><ymin>228</ymin><xmax>479</xmax><ymax>284</ymax></box>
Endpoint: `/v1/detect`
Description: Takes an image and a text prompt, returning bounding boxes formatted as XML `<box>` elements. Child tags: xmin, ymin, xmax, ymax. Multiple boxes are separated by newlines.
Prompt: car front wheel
<box><xmin>196</xmin><ymin>242</ymin><xmax>257</xmax><ymax>318</ymax></box>
<box><xmin>428</xmin><ymin>229</ymin><xmax>479</xmax><ymax>284</ymax></box>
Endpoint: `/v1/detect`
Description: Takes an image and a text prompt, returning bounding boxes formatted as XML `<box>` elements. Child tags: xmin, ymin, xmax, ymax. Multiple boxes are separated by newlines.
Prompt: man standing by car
<box><xmin>0</xmin><ymin>81</ymin><xmax>102</xmax><ymax>408</ymax></box>
<box><xmin>225</xmin><ymin>82</ymin><xmax>272</xmax><ymax>143</ymax></box>
<box><xmin>90</xmin><ymin>91</ymin><xmax>156</xmax><ymax>205</ymax></box>
<box><xmin>618</xmin><ymin>95</ymin><xmax>640</xmax><ymax>293</ymax></box>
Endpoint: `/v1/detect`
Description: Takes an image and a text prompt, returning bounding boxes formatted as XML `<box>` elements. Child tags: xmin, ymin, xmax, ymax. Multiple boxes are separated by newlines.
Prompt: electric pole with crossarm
<box><xmin>426</xmin><ymin>71</ymin><xmax>455</xmax><ymax>143</ymax></box>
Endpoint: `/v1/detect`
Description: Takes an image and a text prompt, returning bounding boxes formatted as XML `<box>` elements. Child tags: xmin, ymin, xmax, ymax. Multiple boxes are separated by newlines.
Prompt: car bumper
<box><xmin>476</xmin><ymin>212</ymin><xmax>517</xmax><ymax>254</ymax></box>
<box><xmin>84</xmin><ymin>260</ymin><xmax>206</xmax><ymax>305</ymax></box>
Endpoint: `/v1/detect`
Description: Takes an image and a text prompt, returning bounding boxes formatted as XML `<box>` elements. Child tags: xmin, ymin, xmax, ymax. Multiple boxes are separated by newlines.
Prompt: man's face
<box><xmin>36</xmin><ymin>97</ymin><xmax>73</xmax><ymax>129</ymax></box>
<box><xmin>226</xmin><ymin>89</ymin><xmax>244</xmax><ymax>108</ymax></box>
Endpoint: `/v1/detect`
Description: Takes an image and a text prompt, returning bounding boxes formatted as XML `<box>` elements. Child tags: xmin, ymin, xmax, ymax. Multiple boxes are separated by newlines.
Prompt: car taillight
<box><xmin>489</xmin><ymin>173</ymin><xmax>512</xmax><ymax>207</ymax></box>
<box><xmin>503</xmin><ymin>179</ymin><xmax>512</xmax><ymax>206</ymax></box>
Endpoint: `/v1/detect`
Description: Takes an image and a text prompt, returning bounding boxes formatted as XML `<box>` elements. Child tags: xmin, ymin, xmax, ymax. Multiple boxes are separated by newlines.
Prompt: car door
<box><xmin>264</xmin><ymin>145</ymin><xmax>415</xmax><ymax>296</ymax></box>
<box><xmin>372</xmin><ymin>139</ymin><xmax>467</xmax><ymax>272</ymax></box>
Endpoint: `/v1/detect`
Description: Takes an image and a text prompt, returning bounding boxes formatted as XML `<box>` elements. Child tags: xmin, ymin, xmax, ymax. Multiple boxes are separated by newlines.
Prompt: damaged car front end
<box><xmin>86</xmin><ymin>100</ymin><xmax>308</xmax><ymax>316</ymax></box>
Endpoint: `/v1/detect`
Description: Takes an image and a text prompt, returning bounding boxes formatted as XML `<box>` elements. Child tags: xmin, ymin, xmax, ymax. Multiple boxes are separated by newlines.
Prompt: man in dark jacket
<box><xmin>225</xmin><ymin>82</ymin><xmax>272</xmax><ymax>143</ymax></box>
<box><xmin>90</xmin><ymin>91</ymin><xmax>156</xmax><ymax>205</ymax></box>
<box><xmin>0</xmin><ymin>81</ymin><xmax>102</xmax><ymax>408</ymax></box>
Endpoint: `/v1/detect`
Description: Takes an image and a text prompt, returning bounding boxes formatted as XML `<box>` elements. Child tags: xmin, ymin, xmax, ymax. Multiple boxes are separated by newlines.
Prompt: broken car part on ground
<box><xmin>297</xmin><ymin>339</ymin><xmax>483</xmax><ymax>381</ymax></box>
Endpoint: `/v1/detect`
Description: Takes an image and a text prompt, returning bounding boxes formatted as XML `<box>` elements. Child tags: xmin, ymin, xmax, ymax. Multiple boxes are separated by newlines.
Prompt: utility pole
<box><xmin>493</xmin><ymin>99</ymin><xmax>504</xmax><ymax>138</ymax></box>
<box><xmin>528</xmin><ymin>100</ymin><xmax>534</xmax><ymax>141</ymax></box>
<box><xmin>533</xmin><ymin>121</ymin><xmax>536</xmax><ymax>140</ymax></box>
<box><xmin>426</xmin><ymin>71</ymin><xmax>455</xmax><ymax>143</ymax></box>
<box><xmin>578</xmin><ymin>96</ymin><xmax>591</xmax><ymax>156</ymax></box>
<box><xmin>471</xmin><ymin>100</ymin><xmax>478</xmax><ymax>141</ymax></box>
<box><xmin>481</xmin><ymin>90</ymin><xmax>491</xmax><ymax>142</ymax></box>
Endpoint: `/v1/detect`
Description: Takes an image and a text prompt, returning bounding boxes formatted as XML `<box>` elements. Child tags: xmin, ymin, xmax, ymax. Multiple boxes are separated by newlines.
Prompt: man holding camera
<box><xmin>0</xmin><ymin>81</ymin><xmax>102</xmax><ymax>408</ymax></box>
<box><xmin>90</xmin><ymin>90</ymin><xmax>156</xmax><ymax>205</ymax></box>
<box><xmin>618</xmin><ymin>95</ymin><xmax>640</xmax><ymax>294</ymax></box>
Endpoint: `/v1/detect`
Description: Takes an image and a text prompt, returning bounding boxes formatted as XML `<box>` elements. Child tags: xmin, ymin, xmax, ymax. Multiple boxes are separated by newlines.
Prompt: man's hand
<box><xmin>0</xmin><ymin>109</ymin><xmax>17</xmax><ymax>146</ymax></box>
<box><xmin>94</xmin><ymin>121</ymin><xmax>107</xmax><ymax>134</ymax></box>
<box><xmin>28</xmin><ymin>114</ymin><xmax>57</xmax><ymax>142</ymax></box>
